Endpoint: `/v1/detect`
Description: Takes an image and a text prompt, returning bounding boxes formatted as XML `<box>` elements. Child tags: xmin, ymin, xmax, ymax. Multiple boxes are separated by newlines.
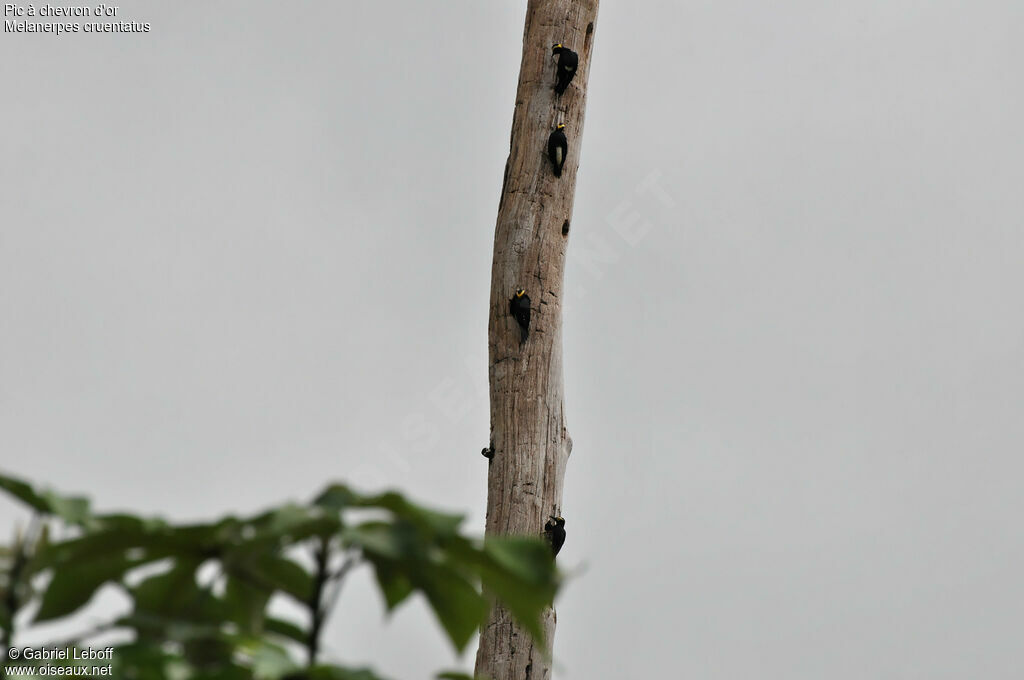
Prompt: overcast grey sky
<box><xmin>3</xmin><ymin>1</ymin><xmax>1023</xmax><ymax>677</ymax></box>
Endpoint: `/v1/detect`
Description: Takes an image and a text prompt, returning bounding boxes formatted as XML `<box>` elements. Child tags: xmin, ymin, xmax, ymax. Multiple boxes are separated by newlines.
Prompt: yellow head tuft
<box><xmin>553</xmin><ymin>43</ymin><xmax>563</xmax><ymax>49</ymax></box>
<box><xmin>515</xmin><ymin>289</ymin><xmax>526</xmax><ymax>298</ymax></box>
<box><xmin>557</xmin><ymin>124</ymin><xmax>565</xmax><ymax>130</ymax></box>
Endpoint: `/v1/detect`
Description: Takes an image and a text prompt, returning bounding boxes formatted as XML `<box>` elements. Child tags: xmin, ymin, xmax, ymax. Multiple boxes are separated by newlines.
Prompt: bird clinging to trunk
<box><xmin>544</xmin><ymin>516</ymin><xmax>566</xmax><ymax>557</ymax></box>
<box><xmin>548</xmin><ymin>124</ymin><xmax>568</xmax><ymax>178</ymax></box>
<box><xmin>552</xmin><ymin>43</ymin><xmax>579</xmax><ymax>95</ymax></box>
<box><xmin>509</xmin><ymin>289</ymin><xmax>532</xmax><ymax>344</ymax></box>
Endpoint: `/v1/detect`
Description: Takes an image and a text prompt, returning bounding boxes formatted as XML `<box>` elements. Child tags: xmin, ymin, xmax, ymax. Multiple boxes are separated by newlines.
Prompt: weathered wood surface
<box><xmin>475</xmin><ymin>1</ymin><xmax>599</xmax><ymax>678</ymax></box>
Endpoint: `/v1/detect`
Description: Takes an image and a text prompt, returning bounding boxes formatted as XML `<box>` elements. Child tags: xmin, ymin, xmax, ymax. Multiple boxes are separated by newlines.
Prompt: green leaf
<box><xmin>262</xmin><ymin>504</ymin><xmax>315</xmax><ymax>534</ymax></box>
<box><xmin>116</xmin><ymin>612</ymin><xmax>222</xmax><ymax>644</ymax></box>
<box><xmin>0</xmin><ymin>473</ymin><xmax>92</xmax><ymax>525</ymax></box>
<box><xmin>132</xmin><ymin>560</ymin><xmax>221</xmax><ymax>622</ymax></box>
<box><xmin>223</xmin><ymin>574</ymin><xmax>272</xmax><ymax>633</ymax></box>
<box><xmin>297</xmin><ymin>666</ymin><xmax>391</xmax><ymax>680</ymax></box>
<box><xmin>191</xmin><ymin>666</ymin><xmax>253</xmax><ymax>680</ymax></box>
<box><xmin>182</xmin><ymin>635</ymin><xmax>234</xmax><ymax>670</ymax></box>
<box><xmin>263</xmin><ymin>616</ymin><xmax>309</xmax><ymax>645</ymax></box>
<box><xmin>41</xmin><ymin>490</ymin><xmax>91</xmax><ymax>525</ymax></box>
<box><xmin>436</xmin><ymin>673</ymin><xmax>475</xmax><ymax>680</ymax></box>
<box><xmin>34</xmin><ymin>554</ymin><xmax>140</xmax><ymax>622</ymax></box>
<box><xmin>243</xmin><ymin>638</ymin><xmax>299</xmax><ymax>679</ymax></box>
<box><xmin>164</xmin><ymin>521</ymin><xmax>233</xmax><ymax>557</ymax></box>
<box><xmin>313</xmin><ymin>484</ymin><xmax>361</xmax><ymax>511</ymax></box>
<box><xmin>321</xmin><ymin>485</ymin><xmax>464</xmax><ymax>536</ymax></box>
<box><xmin>344</xmin><ymin>521</ymin><xmax>418</xmax><ymax>560</ymax></box>
<box><xmin>0</xmin><ymin>473</ymin><xmax>51</xmax><ymax>513</ymax></box>
<box><xmin>356</xmin><ymin>492</ymin><xmax>464</xmax><ymax>537</ymax></box>
<box><xmin>483</xmin><ymin>537</ymin><xmax>556</xmax><ymax>585</ymax></box>
<box><xmin>417</xmin><ymin>563</ymin><xmax>488</xmax><ymax>653</ymax></box>
<box><xmin>249</xmin><ymin>554</ymin><xmax>314</xmax><ymax>603</ymax></box>
<box><xmin>37</xmin><ymin>517</ymin><xmax>218</xmax><ymax>571</ymax></box>
<box><xmin>370</xmin><ymin>560</ymin><xmax>414</xmax><ymax>611</ymax></box>
<box><xmin>475</xmin><ymin>538</ymin><xmax>558</xmax><ymax>645</ymax></box>
<box><xmin>38</xmin><ymin>529</ymin><xmax>141</xmax><ymax>570</ymax></box>
<box><xmin>248</xmin><ymin>504</ymin><xmax>338</xmax><ymax>542</ymax></box>
<box><xmin>108</xmin><ymin>641</ymin><xmax>181</xmax><ymax>680</ymax></box>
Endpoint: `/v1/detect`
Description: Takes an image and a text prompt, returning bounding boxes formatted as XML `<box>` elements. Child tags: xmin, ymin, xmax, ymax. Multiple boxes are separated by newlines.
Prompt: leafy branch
<box><xmin>0</xmin><ymin>473</ymin><xmax>560</xmax><ymax>680</ymax></box>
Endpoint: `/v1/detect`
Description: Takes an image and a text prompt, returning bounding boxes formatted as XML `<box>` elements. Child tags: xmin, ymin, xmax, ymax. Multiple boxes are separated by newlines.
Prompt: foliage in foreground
<box><xmin>0</xmin><ymin>473</ymin><xmax>559</xmax><ymax>679</ymax></box>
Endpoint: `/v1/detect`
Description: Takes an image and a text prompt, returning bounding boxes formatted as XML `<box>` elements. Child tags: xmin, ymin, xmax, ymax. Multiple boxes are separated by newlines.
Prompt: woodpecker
<box><xmin>481</xmin><ymin>442</ymin><xmax>495</xmax><ymax>460</ymax></box>
<box><xmin>509</xmin><ymin>289</ymin><xmax>531</xmax><ymax>343</ymax></box>
<box><xmin>544</xmin><ymin>516</ymin><xmax>566</xmax><ymax>557</ymax></box>
<box><xmin>552</xmin><ymin>44</ymin><xmax>579</xmax><ymax>95</ymax></box>
<box><xmin>548</xmin><ymin>124</ymin><xmax>568</xmax><ymax>178</ymax></box>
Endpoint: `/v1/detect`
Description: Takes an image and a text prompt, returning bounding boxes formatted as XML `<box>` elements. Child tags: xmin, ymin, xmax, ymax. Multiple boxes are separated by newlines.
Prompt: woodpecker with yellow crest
<box><xmin>552</xmin><ymin>44</ymin><xmax>579</xmax><ymax>95</ymax></box>
<box><xmin>548</xmin><ymin>124</ymin><xmax>568</xmax><ymax>178</ymax></box>
<box><xmin>544</xmin><ymin>516</ymin><xmax>566</xmax><ymax>557</ymax></box>
<box><xmin>509</xmin><ymin>289</ymin><xmax>531</xmax><ymax>344</ymax></box>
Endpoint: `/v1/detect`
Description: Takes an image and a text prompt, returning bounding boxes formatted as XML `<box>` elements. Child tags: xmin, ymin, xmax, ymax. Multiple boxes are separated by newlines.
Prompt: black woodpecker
<box><xmin>481</xmin><ymin>442</ymin><xmax>495</xmax><ymax>460</ymax></box>
<box><xmin>552</xmin><ymin>44</ymin><xmax>579</xmax><ymax>95</ymax></box>
<box><xmin>548</xmin><ymin>124</ymin><xmax>568</xmax><ymax>178</ymax></box>
<box><xmin>509</xmin><ymin>289</ymin><xmax>531</xmax><ymax>343</ymax></box>
<box><xmin>544</xmin><ymin>516</ymin><xmax>566</xmax><ymax>557</ymax></box>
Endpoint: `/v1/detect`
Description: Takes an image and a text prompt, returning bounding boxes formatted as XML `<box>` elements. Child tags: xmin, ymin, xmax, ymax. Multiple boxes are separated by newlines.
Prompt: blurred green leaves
<box><xmin>0</xmin><ymin>475</ymin><xmax>90</xmax><ymax>525</ymax></box>
<box><xmin>0</xmin><ymin>473</ymin><xmax>560</xmax><ymax>680</ymax></box>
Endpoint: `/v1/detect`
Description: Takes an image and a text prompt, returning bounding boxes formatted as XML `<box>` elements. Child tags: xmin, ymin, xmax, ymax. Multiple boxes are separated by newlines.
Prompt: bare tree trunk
<box><xmin>475</xmin><ymin>2</ymin><xmax>598</xmax><ymax>678</ymax></box>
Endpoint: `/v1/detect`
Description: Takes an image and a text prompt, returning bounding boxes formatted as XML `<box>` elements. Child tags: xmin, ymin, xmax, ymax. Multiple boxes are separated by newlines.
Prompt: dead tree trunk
<box><xmin>475</xmin><ymin>2</ymin><xmax>598</xmax><ymax>678</ymax></box>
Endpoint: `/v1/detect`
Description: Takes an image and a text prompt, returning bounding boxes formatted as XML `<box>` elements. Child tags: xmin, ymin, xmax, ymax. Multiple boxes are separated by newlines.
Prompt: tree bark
<box><xmin>475</xmin><ymin>2</ymin><xmax>598</xmax><ymax>679</ymax></box>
